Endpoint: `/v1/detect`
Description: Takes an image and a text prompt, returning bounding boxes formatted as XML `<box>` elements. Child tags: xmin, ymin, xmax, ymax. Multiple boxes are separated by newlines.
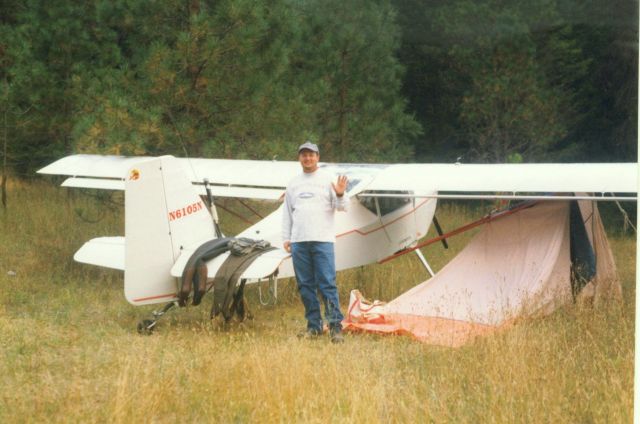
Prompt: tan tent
<box><xmin>344</xmin><ymin>201</ymin><xmax>620</xmax><ymax>347</ymax></box>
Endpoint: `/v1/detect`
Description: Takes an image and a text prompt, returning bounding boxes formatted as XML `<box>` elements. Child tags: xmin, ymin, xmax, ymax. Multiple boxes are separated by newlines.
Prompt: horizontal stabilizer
<box><xmin>234</xmin><ymin>249</ymin><xmax>290</xmax><ymax>280</ymax></box>
<box><xmin>170</xmin><ymin>247</ymin><xmax>289</xmax><ymax>280</ymax></box>
<box><xmin>74</xmin><ymin>237</ymin><xmax>125</xmax><ymax>270</ymax></box>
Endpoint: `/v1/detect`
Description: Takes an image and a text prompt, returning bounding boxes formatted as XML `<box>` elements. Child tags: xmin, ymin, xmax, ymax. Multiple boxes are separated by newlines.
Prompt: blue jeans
<box><xmin>291</xmin><ymin>241</ymin><xmax>344</xmax><ymax>333</ymax></box>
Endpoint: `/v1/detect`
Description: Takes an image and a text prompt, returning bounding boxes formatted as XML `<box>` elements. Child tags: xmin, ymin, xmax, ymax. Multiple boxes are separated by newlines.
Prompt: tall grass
<box><xmin>0</xmin><ymin>179</ymin><xmax>635</xmax><ymax>423</ymax></box>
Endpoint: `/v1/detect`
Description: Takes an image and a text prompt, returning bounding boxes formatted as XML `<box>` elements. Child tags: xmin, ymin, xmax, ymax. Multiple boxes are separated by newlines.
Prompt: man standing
<box><xmin>282</xmin><ymin>142</ymin><xmax>348</xmax><ymax>344</ymax></box>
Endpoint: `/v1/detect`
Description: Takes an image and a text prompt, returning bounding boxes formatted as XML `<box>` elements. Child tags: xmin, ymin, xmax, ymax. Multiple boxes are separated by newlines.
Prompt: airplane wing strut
<box><xmin>378</xmin><ymin>201</ymin><xmax>539</xmax><ymax>264</ymax></box>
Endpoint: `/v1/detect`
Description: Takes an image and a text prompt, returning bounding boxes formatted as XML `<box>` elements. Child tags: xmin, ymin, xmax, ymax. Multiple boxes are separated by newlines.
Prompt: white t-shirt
<box><xmin>282</xmin><ymin>168</ymin><xmax>348</xmax><ymax>243</ymax></box>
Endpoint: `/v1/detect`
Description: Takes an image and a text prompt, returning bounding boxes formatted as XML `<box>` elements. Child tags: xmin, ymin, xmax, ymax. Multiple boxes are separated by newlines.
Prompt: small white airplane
<box><xmin>38</xmin><ymin>155</ymin><xmax>637</xmax><ymax>332</ymax></box>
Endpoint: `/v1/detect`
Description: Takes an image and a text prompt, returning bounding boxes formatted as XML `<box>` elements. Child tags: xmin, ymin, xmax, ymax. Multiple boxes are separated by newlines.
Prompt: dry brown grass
<box><xmin>0</xmin><ymin>180</ymin><xmax>635</xmax><ymax>423</ymax></box>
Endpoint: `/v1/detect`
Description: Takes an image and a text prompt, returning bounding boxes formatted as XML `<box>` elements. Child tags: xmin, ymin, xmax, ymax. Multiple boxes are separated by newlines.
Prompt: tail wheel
<box><xmin>137</xmin><ymin>319</ymin><xmax>156</xmax><ymax>335</ymax></box>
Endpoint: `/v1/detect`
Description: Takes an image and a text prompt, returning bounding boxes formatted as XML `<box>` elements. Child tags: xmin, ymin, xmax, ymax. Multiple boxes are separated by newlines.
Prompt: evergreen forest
<box><xmin>1</xmin><ymin>0</ymin><xmax>637</xmax><ymax>177</ymax></box>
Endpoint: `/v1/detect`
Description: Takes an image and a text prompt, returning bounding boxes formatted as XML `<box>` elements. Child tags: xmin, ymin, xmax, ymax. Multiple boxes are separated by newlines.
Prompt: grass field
<box><xmin>0</xmin><ymin>179</ymin><xmax>635</xmax><ymax>423</ymax></box>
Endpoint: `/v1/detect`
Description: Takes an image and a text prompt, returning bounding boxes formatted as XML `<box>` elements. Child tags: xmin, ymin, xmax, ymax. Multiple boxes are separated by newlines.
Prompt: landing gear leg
<box><xmin>414</xmin><ymin>249</ymin><xmax>436</xmax><ymax>278</ymax></box>
<box><xmin>137</xmin><ymin>301</ymin><xmax>177</xmax><ymax>335</ymax></box>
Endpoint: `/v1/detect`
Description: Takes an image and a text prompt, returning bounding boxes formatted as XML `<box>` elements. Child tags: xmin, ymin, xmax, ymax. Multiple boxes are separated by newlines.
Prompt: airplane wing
<box><xmin>38</xmin><ymin>155</ymin><xmax>637</xmax><ymax>201</ymax></box>
<box><xmin>359</xmin><ymin>163</ymin><xmax>637</xmax><ymax>200</ymax></box>
<box><xmin>38</xmin><ymin>154</ymin><xmax>301</xmax><ymax>200</ymax></box>
<box><xmin>37</xmin><ymin>154</ymin><xmax>388</xmax><ymax>199</ymax></box>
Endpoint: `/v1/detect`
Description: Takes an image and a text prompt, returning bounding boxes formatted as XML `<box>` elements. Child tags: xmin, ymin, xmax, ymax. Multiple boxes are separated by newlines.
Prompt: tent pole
<box><xmin>634</xmin><ymin>29</ymin><xmax>639</xmax><ymax>424</ymax></box>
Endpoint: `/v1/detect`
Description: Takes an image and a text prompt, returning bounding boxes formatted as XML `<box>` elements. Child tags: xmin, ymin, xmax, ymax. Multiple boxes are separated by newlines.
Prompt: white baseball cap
<box><xmin>298</xmin><ymin>141</ymin><xmax>319</xmax><ymax>154</ymax></box>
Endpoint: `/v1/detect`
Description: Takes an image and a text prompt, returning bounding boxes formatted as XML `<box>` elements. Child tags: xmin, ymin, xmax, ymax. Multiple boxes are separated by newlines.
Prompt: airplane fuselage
<box><xmin>239</xmin><ymin>191</ymin><xmax>437</xmax><ymax>278</ymax></box>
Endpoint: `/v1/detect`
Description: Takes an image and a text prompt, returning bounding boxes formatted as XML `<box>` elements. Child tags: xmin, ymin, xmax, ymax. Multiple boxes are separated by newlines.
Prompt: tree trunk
<box><xmin>2</xmin><ymin>82</ymin><xmax>7</xmax><ymax>210</ymax></box>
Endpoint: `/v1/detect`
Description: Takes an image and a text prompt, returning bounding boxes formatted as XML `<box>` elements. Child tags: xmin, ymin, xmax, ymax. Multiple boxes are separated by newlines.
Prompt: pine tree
<box><xmin>290</xmin><ymin>0</ymin><xmax>421</xmax><ymax>162</ymax></box>
<box><xmin>72</xmin><ymin>0</ymin><xmax>308</xmax><ymax>160</ymax></box>
<box><xmin>427</xmin><ymin>0</ymin><xmax>587</xmax><ymax>162</ymax></box>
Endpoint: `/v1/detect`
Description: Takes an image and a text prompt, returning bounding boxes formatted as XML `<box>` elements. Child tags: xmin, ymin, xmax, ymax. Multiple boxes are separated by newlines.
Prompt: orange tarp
<box><xmin>344</xmin><ymin>201</ymin><xmax>619</xmax><ymax>347</ymax></box>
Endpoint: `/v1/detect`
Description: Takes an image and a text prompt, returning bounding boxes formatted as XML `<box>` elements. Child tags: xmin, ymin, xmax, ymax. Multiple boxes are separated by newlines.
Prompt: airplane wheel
<box><xmin>137</xmin><ymin>319</ymin><xmax>155</xmax><ymax>335</ymax></box>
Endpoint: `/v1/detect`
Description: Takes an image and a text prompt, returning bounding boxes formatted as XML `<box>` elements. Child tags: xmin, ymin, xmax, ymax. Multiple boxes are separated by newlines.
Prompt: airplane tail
<box><xmin>124</xmin><ymin>156</ymin><xmax>217</xmax><ymax>305</ymax></box>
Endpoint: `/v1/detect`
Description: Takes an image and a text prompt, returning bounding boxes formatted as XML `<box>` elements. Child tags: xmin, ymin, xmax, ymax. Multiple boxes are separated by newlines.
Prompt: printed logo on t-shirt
<box><xmin>299</xmin><ymin>192</ymin><xmax>314</xmax><ymax>199</ymax></box>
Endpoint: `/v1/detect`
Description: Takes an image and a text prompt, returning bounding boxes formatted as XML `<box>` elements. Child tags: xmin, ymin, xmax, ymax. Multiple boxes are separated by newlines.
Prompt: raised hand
<box><xmin>332</xmin><ymin>175</ymin><xmax>348</xmax><ymax>197</ymax></box>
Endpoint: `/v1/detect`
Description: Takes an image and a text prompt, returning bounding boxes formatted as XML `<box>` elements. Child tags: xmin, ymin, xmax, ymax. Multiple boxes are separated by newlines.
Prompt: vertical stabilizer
<box><xmin>124</xmin><ymin>156</ymin><xmax>216</xmax><ymax>305</ymax></box>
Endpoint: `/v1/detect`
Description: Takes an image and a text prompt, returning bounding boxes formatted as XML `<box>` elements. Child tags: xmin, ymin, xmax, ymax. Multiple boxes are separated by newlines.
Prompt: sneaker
<box><xmin>330</xmin><ymin>331</ymin><xmax>344</xmax><ymax>344</ymax></box>
<box><xmin>297</xmin><ymin>329</ymin><xmax>321</xmax><ymax>340</ymax></box>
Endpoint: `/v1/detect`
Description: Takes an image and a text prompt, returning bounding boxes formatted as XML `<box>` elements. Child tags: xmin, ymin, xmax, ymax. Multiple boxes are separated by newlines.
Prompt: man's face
<box><xmin>298</xmin><ymin>149</ymin><xmax>319</xmax><ymax>173</ymax></box>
